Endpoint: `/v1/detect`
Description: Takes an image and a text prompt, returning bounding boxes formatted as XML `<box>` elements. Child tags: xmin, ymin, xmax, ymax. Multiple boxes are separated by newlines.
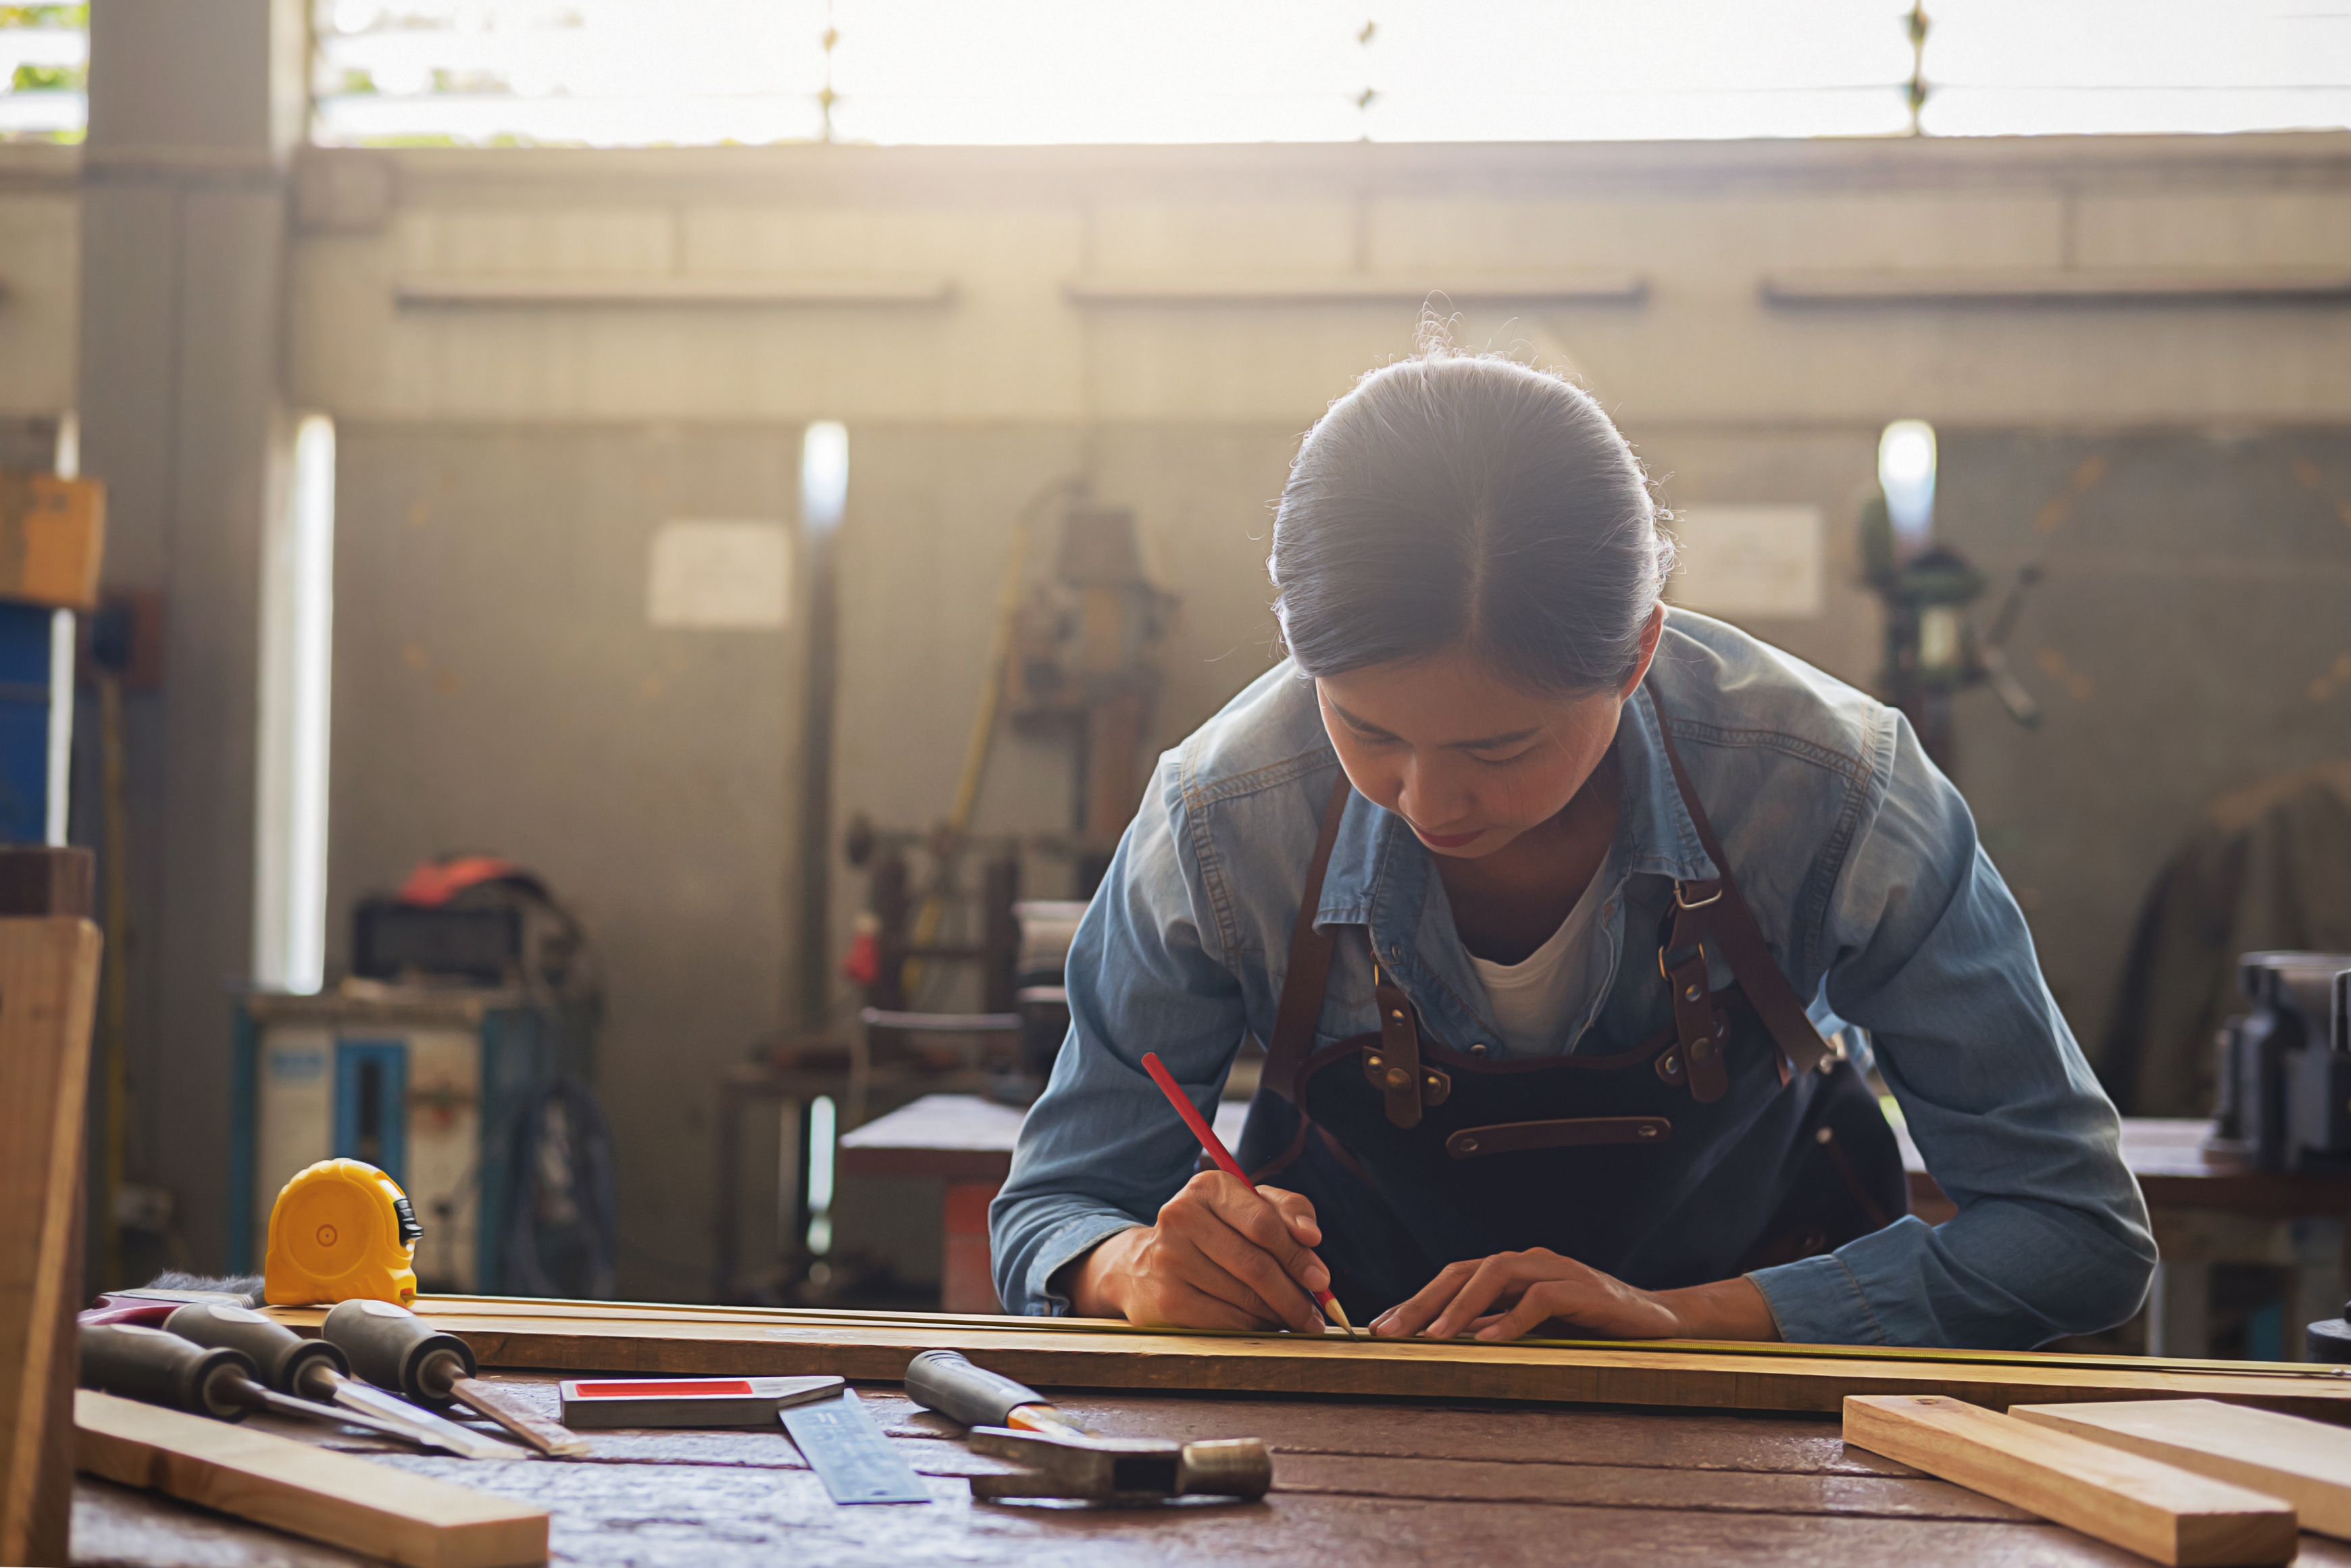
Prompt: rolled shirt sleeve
<box><xmin>1746</xmin><ymin>713</ymin><xmax>2156</xmax><ymax>1347</ymax></box>
<box><xmin>989</xmin><ymin>759</ymin><xmax>1252</xmax><ymax>1315</ymax></box>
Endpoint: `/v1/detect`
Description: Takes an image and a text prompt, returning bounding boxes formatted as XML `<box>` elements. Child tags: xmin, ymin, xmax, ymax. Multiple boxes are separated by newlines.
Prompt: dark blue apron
<box><xmin>1235</xmin><ymin>711</ymin><xmax>1908</xmax><ymax>1318</ymax></box>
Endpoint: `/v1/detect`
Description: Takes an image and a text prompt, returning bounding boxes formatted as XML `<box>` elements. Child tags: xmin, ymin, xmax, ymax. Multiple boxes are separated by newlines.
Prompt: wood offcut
<box><xmin>2013</xmin><ymin>1398</ymin><xmax>2351</xmax><ymax>1542</ymax></box>
<box><xmin>1844</xmin><ymin>1394</ymin><xmax>2297</xmax><ymax>1567</ymax></box>
<box><xmin>74</xmin><ymin>1390</ymin><xmax>549</xmax><ymax>1568</ymax></box>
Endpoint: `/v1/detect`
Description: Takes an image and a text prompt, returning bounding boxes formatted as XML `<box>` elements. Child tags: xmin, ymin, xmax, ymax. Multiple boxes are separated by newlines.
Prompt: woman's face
<box><xmin>1313</xmin><ymin>611</ymin><xmax>1661</xmax><ymax>861</ymax></box>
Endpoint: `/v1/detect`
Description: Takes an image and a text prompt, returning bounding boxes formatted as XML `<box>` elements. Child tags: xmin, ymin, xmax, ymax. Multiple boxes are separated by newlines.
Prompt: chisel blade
<box><xmin>249</xmin><ymin>1386</ymin><xmax>447</xmax><ymax>1449</ymax></box>
<box><xmin>332</xmin><ymin>1381</ymin><xmax>531</xmax><ymax>1460</ymax></box>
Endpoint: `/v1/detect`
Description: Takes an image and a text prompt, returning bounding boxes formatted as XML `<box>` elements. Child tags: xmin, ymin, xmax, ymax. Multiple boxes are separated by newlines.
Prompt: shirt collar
<box><xmin>1315</xmin><ymin>680</ymin><xmax>1718</xmax><ymax>932</ymax></box>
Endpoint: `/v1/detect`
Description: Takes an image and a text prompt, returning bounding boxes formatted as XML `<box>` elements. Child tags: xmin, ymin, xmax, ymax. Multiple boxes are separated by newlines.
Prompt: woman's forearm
<box><xmin>1059</xmin><ymin>1228</ymin><xmax>1142</xmax><ymax>1318</ymax></box>
<box><xmin>1659</xmin><ymin>1275</ymin><xmax>1781</xmax><ymax>1340</ymax></box>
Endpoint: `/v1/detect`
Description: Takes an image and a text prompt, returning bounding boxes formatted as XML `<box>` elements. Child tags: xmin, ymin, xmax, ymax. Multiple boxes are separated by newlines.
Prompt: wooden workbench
<box><xmin>68</xmin><ymin>1370</ymin><xmax>2351</xmax><ymax>1565</ymax></box>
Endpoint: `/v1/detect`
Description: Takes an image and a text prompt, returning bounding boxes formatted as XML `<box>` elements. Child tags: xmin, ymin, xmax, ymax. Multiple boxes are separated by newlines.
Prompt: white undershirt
<box><xmin>1465</xmin><ymin>867</ymin><xmax>1608</xmax><ymax>1057</ymax></box>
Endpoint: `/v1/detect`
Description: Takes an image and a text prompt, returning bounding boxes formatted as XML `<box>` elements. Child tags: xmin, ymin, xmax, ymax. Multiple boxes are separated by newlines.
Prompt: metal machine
<box><xmin>2216</xmin><ymin>951</ymin><xmax>2351</xmax><ymax>1175</ymax></box>
<box><xmin>229</xmin><ymin>986</ymin><xmax>572</xmax><ymax>1292</ymax></box>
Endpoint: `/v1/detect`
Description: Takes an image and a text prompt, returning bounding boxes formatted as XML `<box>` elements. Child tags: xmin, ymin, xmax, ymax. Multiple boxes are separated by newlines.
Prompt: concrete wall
<box><xmin>5</xmin><ymin>131</ymin><xmax>2350</xmax><ymax>1290</ymax></box>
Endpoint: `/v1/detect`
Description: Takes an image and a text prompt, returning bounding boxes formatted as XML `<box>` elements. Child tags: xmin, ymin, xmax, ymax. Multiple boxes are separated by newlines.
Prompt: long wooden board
<box><xmin>0</xmin><ymin>915</ymin><xmax>104</xmax><ymax>1568</ymax></box>
<box><xmin>2013</xmin><ymin>1399</ymin><xmax>2351</xmax><ymax>1541</ymax></box>
<box><xmin>363</xmin><ymin>1293</ymin><xmax>2351</xmax><ymax>1378</ymax></box>
<box><xmin>1844</xmin><ymin>1394</ymin><xmax>2297</xmax><ymax>1567</ymax></box>
<box><xmin>74</xmin><ymin>1391</ymin><xmax>549</xmax><ymax>1568</ymax></box>
<box><xmin>261</xmin><ymin>1296</ymin><xmax>2351</xmax><ymax>1420</ymax></box>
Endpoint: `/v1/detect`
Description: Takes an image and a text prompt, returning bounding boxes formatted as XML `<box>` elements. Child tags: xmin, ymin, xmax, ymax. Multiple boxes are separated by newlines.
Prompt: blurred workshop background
<box><xmin>5</xmin><ymin>1</ymin><xmax>2350</xmax><ymax>1355</ymax></box>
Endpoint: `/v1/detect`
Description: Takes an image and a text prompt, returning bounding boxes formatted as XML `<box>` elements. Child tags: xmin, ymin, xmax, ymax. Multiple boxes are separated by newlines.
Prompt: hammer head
<box><xmin>965</xmin><ymin>1427</ymin><xmax>1272</xmax><ymax>1502</ymax></box>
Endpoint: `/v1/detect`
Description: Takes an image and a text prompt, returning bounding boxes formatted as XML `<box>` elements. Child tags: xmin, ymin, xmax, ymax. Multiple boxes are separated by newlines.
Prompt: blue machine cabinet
<box><xmin>229</xmin><ymin>986</ymin><xmax>573</xmax><ymax>1292</ymax></box>
<box><xmin>0</xmin><ymin>601</ymin><xmax>74</xmax><ymax>844</ymax></box>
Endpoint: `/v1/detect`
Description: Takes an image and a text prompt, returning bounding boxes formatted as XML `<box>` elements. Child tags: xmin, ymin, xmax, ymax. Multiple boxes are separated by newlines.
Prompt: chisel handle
<box><xmin>165</xmin><ymin>1302</ymin><xmax>349</xmax><ymax>1398</ymax></box>
<box><xmin>906</xmin><ymin>1349</ymin><xmax>1055</xmax><ymax>1430</ymax></box>
<box><xmin>80</xmin><ymin>1323</ymin><xmax>256</xmax><ymax>1421</ymax></box>
<box><xmin>323</xmin><ymin>1298</ymin><xmax>474</xmax><ymax>1406</ymax></box>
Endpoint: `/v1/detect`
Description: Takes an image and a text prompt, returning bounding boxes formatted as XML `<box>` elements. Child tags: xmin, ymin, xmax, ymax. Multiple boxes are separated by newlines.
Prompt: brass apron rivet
<box><xmin>1459</xmin><ymin>1138</ymin><xmax>1479</xmax><ymax>1153</ymax></box>
<box><xmin>1384</xmin><ymin>1067</ymin><xmax>1411</xmax><ymax>1090</ymax></box>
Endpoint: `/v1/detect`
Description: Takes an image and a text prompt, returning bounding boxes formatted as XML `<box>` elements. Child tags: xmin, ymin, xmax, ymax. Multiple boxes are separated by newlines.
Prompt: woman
<box><xmin>990</xmin><ymin>347</ymin><xmax>2153</xmax><ymax>1348</ymax></box>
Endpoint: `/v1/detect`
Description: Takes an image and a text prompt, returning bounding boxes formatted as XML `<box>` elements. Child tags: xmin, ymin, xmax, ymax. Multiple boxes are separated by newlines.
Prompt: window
<box><xmin>309</xmin><ymin>1</ymin><xmax>2351</xmax><ymax>149</ymax></box>
<box><xmin>0</xmin><ymin>3</ymin><xmax>88</xmax><ymax>143</ymax></box>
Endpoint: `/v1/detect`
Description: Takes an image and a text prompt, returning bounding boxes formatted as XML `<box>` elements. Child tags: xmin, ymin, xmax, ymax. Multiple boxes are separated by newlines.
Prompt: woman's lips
<box><xmin>1417</xmin><ymin>826</ymin><xmax>1482</xmax><ymax>849</ymax></box>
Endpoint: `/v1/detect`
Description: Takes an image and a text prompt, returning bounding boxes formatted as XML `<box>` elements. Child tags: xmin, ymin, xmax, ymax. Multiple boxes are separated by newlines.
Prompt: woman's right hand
<box><xmin>1065</xmin><ymin>1171</ymin><xmax>1332</xmax><ymax>1334</ymax></box>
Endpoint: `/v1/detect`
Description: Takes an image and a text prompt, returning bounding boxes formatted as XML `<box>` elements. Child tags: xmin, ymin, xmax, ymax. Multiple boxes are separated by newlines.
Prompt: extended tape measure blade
<box><xmin>779</xmin><ymin>1389</ymin><xmax>932</xmax><ymax>1505</ymax></box>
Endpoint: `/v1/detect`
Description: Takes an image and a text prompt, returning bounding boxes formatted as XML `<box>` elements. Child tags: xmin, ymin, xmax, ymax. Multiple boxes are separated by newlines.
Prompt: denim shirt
<box><xmin>990</xmin><ymin>611</ymin><xmax>2156</xmax><ymax>1348</ymax></box>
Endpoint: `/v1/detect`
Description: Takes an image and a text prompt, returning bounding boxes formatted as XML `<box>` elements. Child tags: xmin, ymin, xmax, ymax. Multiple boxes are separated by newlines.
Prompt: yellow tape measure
<box><xmin>263</xmin><ymin>1158</ymin><xmax>423</xmax><ymax>1307</ymax></box>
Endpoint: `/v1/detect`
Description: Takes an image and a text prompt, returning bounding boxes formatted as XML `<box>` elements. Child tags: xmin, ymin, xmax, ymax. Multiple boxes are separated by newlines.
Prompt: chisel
<box><xmin>905</xmin><ymin>1349</ymin><xmax>1089</xmax><ymax>1439</ymax></box>
<box><xmin>163</xmin><ymin>1301</ymin><xmax>529</xmax><ymax>1461</ymax></box>
<box><xmin>324</xmin><ymin>1297</ymin><xmax>588</xmax><ymax>1457</ymax></box>
<box><xmin>77</xmin><ymin>1322</ymin><xmax>483</xmax><ymax>1453</ymax></box>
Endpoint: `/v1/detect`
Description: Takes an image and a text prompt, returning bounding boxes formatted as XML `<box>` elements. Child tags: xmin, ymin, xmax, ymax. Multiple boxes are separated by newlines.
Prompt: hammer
<box><xmin>905</xmin><ymin>1349</ymin><xmax>1271</xmax><ymax>1502</ymax></box>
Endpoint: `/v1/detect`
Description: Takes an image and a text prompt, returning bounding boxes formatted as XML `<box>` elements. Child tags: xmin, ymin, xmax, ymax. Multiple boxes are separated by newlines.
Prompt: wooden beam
<box><xmin>0</xmin><ymin>915</ymin><xmax>105</xmax><ymax>1568</ymax></box>
<box><xmin>261</xmin><ymin>1296</ymin><xmax>2351</xmax><ymax>1420</ymax></box>
<box><xmin>2013</xmin><ymin>1399</ymin><xmax>2351</xmax><ymax>1542</ymax></box>
<box><xmin>1761</xmin><ymin>267</ymin><xmax>2351</xmax><ymax>307</ymax></box>
<box><xmin>1844</xmin><ymin>1394</ymin><xmax>2297</xmax><ymax>1567</ymax></box>
<box><xmin>74</xmin><ymin>1391</ymin><xmax>549</xmax><ymax>1568</ymax></box>
<box><xmin>395</xmin><ymin>274</ymin><xmax>954</xmax><ymax>308</ymax></box>
<box><xmin>1063</xmin><ymin>272</ymin><xmax>1647</xmax><ymax>307</ymax></box>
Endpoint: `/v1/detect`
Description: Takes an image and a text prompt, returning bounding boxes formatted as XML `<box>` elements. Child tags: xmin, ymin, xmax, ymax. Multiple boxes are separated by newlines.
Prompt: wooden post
<box><xmin>0</xmin><ymin>846</ymin><xmax>105</xmax><ymax>1567</ymax></box>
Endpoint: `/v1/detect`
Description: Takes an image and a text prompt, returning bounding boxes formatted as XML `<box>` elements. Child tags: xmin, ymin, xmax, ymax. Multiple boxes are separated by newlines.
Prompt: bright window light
<box><xmin>254</xmin><ymin>414</ymin><xmax>337</xmax><ymax>994</ymax></box>
<box><xmin>1878</xmin><ymin>420</ymin><xmax>1938</xmax><ymax>552</ymax></box>
<box><xmin>805</xmin><ymin>1093</ymin><xmax>837</xmax><ymax>1256</ymax></box>
<box><xmin>307</xmin><ymin>1</ymin><xmax>2351</xmax><ymax>149</ymax></box>
<box><xmin>801</xmin><ymin>422</ymin><xmax>849</xmax><ymax>534</ymax></box>
<box><xmin>0</xmin><ymin>7</ymin><xmax>89</xmax><ymax>144</ymax></box>
<box><xmin>45</xmin><ymin>608</ymin><xmax>71</xmax><ymax>846</ymax></box>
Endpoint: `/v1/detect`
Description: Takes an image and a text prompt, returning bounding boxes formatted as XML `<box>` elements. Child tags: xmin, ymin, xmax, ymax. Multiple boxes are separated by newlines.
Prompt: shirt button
<box><xmin>1391</xmin><ymin>944</ymin><xmax>1404</xmax><ymax>960</ymax></box>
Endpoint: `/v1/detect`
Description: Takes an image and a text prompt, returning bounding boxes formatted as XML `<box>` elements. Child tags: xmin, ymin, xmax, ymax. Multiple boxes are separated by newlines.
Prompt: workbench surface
<box><xmin>70</xmin><ymin>1373</ymin><xmax>2351</xmax><ymax>1566</ymax></box>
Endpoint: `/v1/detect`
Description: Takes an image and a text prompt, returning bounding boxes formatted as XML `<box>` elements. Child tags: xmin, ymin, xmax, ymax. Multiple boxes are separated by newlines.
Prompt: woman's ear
<box><xmin>1617</xmin><ymin>604</ymin><xmax>1667</xmax><ymax>700</ymax></box>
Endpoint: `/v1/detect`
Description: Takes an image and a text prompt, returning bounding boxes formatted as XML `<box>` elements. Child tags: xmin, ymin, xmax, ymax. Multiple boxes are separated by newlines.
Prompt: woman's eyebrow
<box><xmin>1327</xmin><ymin>698</ymin><xmax>1540</xmax><ymax>751</ymax></box>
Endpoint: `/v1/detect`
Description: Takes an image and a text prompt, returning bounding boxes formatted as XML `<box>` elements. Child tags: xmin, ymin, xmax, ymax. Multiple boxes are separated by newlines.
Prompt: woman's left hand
<box><xmin>1369</xmin><ymin>1249</ymin><xmax>1781</xmax><ymax>1343</ymax></box>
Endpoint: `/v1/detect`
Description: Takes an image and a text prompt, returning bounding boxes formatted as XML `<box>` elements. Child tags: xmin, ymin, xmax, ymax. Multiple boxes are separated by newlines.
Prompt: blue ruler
<box><xmin>779</xmin><ymin>1390</ymin><xmax>932</xmax><ymax>1504</ymax></box>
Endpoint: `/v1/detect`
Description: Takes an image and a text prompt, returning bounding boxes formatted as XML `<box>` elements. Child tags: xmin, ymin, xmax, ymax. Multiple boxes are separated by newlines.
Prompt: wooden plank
<box><xmin>1844</xmin><ymin>1394</ymin><xmax>2296</xmax><ymax>1567</ymax></box>
<box><xmin>1062</xmin><ymin>272</ymin><xmax>1648</xmax><ymax>307</ymax></box>
<box><xmin>1762</xmin><ymin>267</ymin><xmax>2351</xmax><ymax>307</ymax></box>
<box><xmin>2013</xmin><ymin>1399</ymin><xmax>2351</xmax><ymax>1542</ymax></box>
<box><xmin>0</xmin><ymin>915</ymin><xmax>104</xmax><ymax>1568</ymax></box>
<box><xmin>313</xmin><ymin>1293</ymin><xmax>2351</xmax><ymax>1375</ymax></box>
<box><xmin>396</xmin><ymin>274</ymin><xmax>953</xmax><ymax>308</ymax></box>
<box><xmin>261</xmin><ymin>1298</ymin><xmax>2351</xmax><ymax>1421</ymax></box>
<box><xmin>74</xmin><ymin>1391</ymin><xmax>548</xmax><ymax>1568</ymax></box>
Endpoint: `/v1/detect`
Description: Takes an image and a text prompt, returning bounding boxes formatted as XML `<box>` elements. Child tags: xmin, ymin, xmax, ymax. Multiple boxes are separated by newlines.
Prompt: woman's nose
<box><xmin>1397</xmin><ymin>755</ymin><xmax>1469</xmax><ymax>828</ymax></box>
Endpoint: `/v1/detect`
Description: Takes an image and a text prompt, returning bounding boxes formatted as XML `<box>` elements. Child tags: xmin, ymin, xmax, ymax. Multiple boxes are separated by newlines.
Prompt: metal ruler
<box><xmin>778</xmin><ymin>1390</ymin><xmax>931</xmax><ymax>1505</ymax></box>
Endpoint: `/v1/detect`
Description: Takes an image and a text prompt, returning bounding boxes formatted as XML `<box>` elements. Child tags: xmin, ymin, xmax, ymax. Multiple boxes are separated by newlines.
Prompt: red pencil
<box><xmin>1138</xmin><ymin>1050</ymin><xmax>1359</xmax><ymax>1338</ymax></box>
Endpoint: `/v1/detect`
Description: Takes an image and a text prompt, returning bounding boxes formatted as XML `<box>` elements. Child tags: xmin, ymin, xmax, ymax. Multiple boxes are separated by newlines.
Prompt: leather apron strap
<box><xmin>1263</xmin><ymin>769</ymin><xmax>1355</xmax><ymax>1102</ymax></box>
<box><xmin>1652</xmin><ymin>715</ymin><xmax>1834</xmax><ymax>1078</ymax></box>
